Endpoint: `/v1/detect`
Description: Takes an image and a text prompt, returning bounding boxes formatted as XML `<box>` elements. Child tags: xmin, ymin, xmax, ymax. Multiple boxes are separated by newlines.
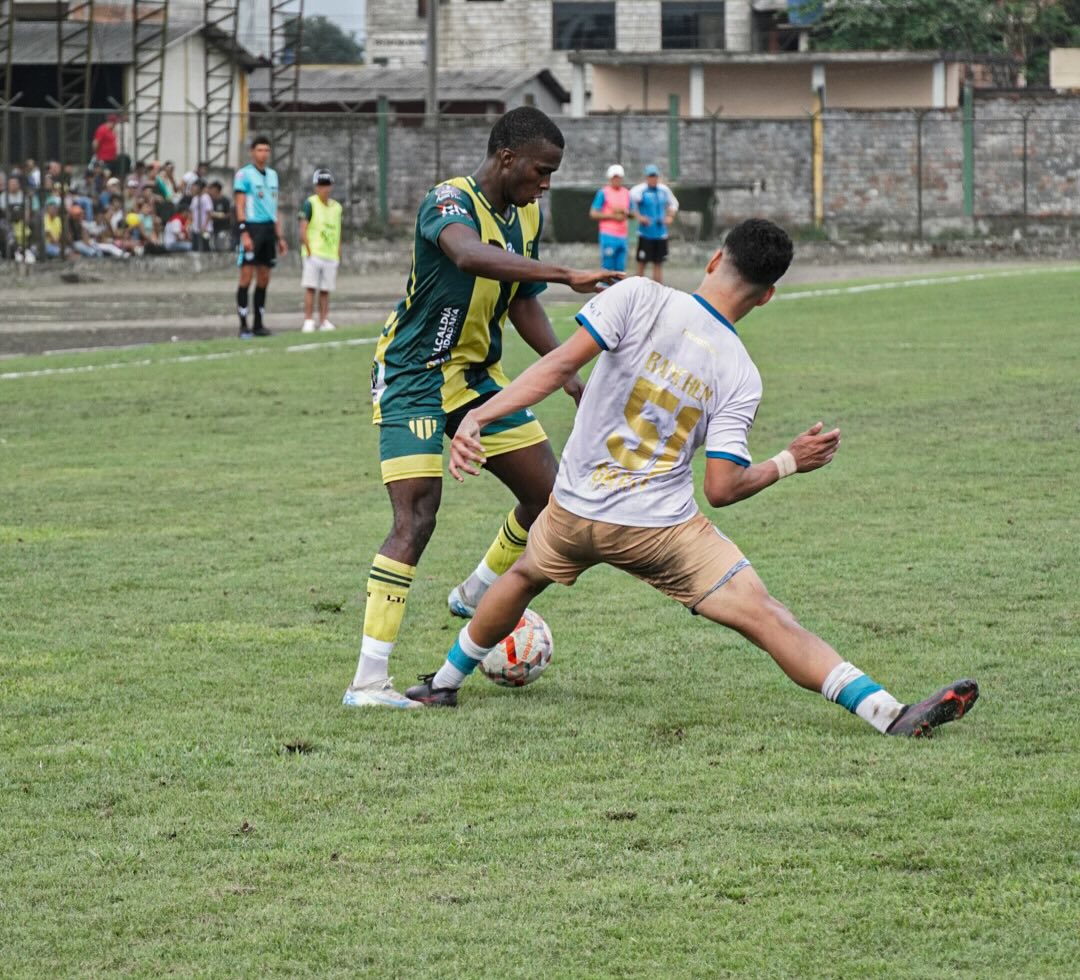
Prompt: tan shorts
<box><xmin>526</xmin><ymin>495</ymin><xmax>749</xmax><ymax>611</ymax></box>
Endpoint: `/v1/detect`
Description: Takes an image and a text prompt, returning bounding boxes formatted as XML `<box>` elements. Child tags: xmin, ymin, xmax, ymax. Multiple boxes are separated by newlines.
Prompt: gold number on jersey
<box><xmin>606</xmin><ymin>376</ymin><xmax>703</xmax><ymax>472</ymax></box>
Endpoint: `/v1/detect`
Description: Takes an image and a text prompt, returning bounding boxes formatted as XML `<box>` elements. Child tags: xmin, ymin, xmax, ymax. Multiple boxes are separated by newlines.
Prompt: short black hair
<box><xmin>722</xmin><ymin>219</ymin><xmax>793</xmax><ymax>288</ymax></box>
<box><xmin>251</xmin><ymin>134</ymin><xmax>271</xmax><ymax>149</ymax></box>
<box><xmin>487</xmin><ymin>107</ymin><xmax>564</xmax><ymax>156</ymax></box>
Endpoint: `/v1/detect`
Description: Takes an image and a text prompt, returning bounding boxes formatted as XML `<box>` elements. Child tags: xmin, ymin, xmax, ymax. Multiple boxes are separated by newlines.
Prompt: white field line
<box><xmin>3</xmin><ymin>265</ymin><xmax>1076</xmax><ymax>381</ymax></box>
<box><xmin>778</xmin><ymin>264</ymin><xmax>1078</xmax><ymax>301</ymax></box>
<box><xmin>0</xmin><ymin>336</ymin><xmax>379</xmax><ymax>382</ymax></box>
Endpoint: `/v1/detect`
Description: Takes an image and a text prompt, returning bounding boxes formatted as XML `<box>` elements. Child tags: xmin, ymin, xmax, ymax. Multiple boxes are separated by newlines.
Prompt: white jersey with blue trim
<box><xmin>554</xmin><ymin>276</ymin><xmax>762</xmax><ymax>528</ymax></box>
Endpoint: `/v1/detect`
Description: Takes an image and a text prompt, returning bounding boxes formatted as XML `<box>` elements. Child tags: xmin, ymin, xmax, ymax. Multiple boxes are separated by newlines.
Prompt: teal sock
<box><xmin>433</xmin><ymin>627</ymin><xmax>491</xmax><ymax>690</ymax></box>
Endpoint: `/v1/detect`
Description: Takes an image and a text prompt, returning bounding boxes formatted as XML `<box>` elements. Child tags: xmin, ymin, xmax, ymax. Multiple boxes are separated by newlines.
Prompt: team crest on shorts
<box><xmin>408</xmin><ymin>417</ymin><xmax>439</xmax><ymax>441</ymax></box>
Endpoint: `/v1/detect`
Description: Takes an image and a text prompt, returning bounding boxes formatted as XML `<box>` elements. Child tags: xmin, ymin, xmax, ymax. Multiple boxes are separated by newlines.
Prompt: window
<box><xmin>553</xmin><ymin>2</ymin><xmax>616</xmax><ymax>51</ymax></box>
<box><xmin>661</xmin><ymin>2</ymin><xmax>724</xmax><ymax>50</ymax></box>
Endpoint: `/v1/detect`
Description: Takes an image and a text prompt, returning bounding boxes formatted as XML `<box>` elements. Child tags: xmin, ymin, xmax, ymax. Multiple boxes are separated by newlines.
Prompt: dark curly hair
<box><xmin>722</xmin><ymin>219</ymin><xmax>794</xmax><ymax>287</ymax></box>
<box><xmin>487</xmin><ymin>107</ymin><xmax>565</xmax><ymax>156</ymax></box>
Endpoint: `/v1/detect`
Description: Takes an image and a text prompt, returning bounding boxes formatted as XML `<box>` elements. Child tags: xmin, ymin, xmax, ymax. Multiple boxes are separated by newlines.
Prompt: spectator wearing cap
<box><xmin>298</xmin><ymin>167</ymin><xmax>343</xmax><ymax>332</ymax></box>
<box><xmin>629</xmin><ymin>164</ymin><xmax>679</xmax><ymax>284</ymax></box>
<box><xmin>589</xmin><ymin>163</ymin><xmax>632</xmax><ymax>273</ymax></box>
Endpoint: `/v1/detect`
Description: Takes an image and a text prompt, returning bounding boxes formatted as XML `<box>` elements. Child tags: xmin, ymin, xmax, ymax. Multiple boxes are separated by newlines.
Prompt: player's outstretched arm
<box><xmin>438</xmin><ymin>223</ymin><xmax>622</xmax><ymax>293</ymax></box>
<box><xmin>448</xmin><ymin>327</ymin><xmax>603</xmax><ymax>482</ymax></box>
<box><xmin>704</xmin><ymin>422</ymin><xmax>841</xmax><ymax>508</ymax></box>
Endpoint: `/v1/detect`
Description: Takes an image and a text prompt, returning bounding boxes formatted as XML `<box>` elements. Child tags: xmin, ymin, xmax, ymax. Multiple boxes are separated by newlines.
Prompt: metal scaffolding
<box><xmin>56</xmin><ymin>0</ymin><xmax>95</xmax><ymax>164</ymax></box>
<box><xmin>204</xmin><ymin>0</ymin><xmax>238</xmax><ymax>166</ymax></box>
<box><xmin>0</xmin><ymin>0</ymin><xmax>13</xmax><ymax>165</ymax></box>
<box><xmin>132</xmin><ymin>0</ymin><xmax>168</xmax><ymax>162</ymax></box>
<box><xmin>268</xmin><ymin>0</ymin><xmax>302</xmax><ymax>175</ymax></box>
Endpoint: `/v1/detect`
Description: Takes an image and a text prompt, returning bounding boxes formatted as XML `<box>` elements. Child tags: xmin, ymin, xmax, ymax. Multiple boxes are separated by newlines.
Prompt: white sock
<box><xmin>821</xmin><ymin>660</ymin><xmax>904</xmax><ymax>734</ymax></box>
<box><xmin>433</xmin><ymin>626</ymin><xmax>492</xmax><ymax>690</ymax></box>
<box><xmin>352</xmin><ymin>636</ymin><xmax>393</xmax><ymax>689</ymax></box>
<box><xmin>460</xmin><ymin>561</ymin><xmax>498</xmax><ymax>606</ymax></box>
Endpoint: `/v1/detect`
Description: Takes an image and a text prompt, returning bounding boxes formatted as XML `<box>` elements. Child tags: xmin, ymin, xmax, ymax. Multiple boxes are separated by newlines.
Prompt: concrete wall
<box><xmin>591</xmin><ymin>60</ymin><xmax>954</xmax><ymax>117</ymax></box>
<box><xmin>266</xmin><ymin>93</ymin><xmax>1080</xmax><ymax>238</ymax></box>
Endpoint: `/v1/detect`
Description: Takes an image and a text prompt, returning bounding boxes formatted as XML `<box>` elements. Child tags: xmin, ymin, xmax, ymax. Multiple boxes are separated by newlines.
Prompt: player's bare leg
<box><xmin>694</xmin><ymin>563</ymin><xmax>978</xmax><ymax>736</ymax></box>
<box><xmin>448</xmin><ymin>439</ymin><xmax>558</xmax><ymax>617</ymax></box>
<box><xmin>653</xmin><ymin>262</ymin><xmax>664</xmax><ymax>285</ymax></box>
<box><xmin>344</xmin><ymin>477</ymin><xmax>442</xmax><ymax>709</ymax></box>
<box><xmin>302</xmin><ymin>287</ymin><xmax>316</xmax><ymax>332</ymax></box>
<box><xmin>409</xmin><ymin>554</ymin><xmax>552</xmax><ymax>707</ymax></box>
<box><xmin>318</xmin><ymin>289</ymin><xmax>333</xmax><ymax>330</ymax></box>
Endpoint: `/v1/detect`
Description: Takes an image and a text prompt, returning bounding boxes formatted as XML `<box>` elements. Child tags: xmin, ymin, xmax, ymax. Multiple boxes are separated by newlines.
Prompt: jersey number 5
<box><xmin>606</xmin><ymin>376</ymin><xmax>702</xmax><ymax>472</ymax></box>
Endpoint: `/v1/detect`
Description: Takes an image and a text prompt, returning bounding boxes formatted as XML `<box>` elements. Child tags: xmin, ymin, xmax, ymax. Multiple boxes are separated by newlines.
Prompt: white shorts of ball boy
<box><xmin>301</xmin><ymin>256</ymin><xmax>339</xmax><ymax>292</ymax></box>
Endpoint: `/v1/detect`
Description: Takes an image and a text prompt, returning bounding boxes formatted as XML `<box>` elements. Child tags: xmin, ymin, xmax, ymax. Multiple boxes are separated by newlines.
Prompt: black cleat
<box><xmin>252</xmin><ymin>325</ymin><xmax>272</xmax><ymax>337</ymax></box>
<box><xmin>405</xmin><ymin>672</ymin><xmax>458</xmax><ymax>707</ymax></box>
<box><xmin>886</xmin><ymin>679</ymin><xmax>979</xmax><ymax>737</ymax></box>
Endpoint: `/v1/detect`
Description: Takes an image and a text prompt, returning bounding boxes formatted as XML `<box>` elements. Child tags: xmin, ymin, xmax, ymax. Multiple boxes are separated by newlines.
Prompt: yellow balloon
<box><xmin>125</xmin><ymin>212</ymin><xmax>140</xmax><ymax>228</ymax></box>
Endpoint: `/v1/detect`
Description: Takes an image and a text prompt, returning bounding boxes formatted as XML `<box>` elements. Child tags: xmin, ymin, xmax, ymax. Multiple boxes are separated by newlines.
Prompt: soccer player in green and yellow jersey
<box><xmin>344</xmin><ymin>107</ymin><xmax>621</xmax><ymax>708</ymax></box>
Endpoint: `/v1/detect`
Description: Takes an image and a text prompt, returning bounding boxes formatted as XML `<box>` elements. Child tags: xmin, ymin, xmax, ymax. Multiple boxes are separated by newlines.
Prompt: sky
<box><xmin>305</xmin><ymin>0</ymin><xmax>367</xmax><ymax>43</ymax></box>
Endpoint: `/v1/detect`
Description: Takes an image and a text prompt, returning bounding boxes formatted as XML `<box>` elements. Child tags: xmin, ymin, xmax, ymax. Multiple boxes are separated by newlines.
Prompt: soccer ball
<box><xmin>479</xmin><ymin>608</ymin><xmax>554</xmax><ymax>688</ymax></box>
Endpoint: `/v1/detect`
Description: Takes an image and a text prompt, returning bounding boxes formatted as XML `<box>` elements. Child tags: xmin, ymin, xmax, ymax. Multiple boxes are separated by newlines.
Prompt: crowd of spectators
<box><xmin>1</xmin><ymin>153</ymin><xmax>234</xmax><ymax>264</ymax></box>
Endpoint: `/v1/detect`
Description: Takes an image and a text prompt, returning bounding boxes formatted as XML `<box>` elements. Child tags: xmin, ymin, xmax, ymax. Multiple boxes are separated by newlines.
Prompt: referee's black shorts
<box><xmin>238</xmin><ymin>221</ymin><xmax>278</xmax><ymax>268</ymax></box>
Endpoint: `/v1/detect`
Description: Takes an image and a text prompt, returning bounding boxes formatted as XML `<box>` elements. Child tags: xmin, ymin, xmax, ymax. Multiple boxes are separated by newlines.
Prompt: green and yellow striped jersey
<box><xmin>371</xmin><ymin>176</ymin><xmax>545</xmax><ymax>423</ymax></box>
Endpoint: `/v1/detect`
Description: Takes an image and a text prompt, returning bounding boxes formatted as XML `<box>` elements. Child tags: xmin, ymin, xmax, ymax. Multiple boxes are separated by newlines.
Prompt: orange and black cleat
<box><xmin>886</xmin><ymin>679</ymin><xmax>979</xmax><ymax>737</ymax></box>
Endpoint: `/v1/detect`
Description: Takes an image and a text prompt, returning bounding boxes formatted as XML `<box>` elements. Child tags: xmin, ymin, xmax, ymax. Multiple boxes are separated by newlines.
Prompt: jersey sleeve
<box><xmin>573</xmin><ymin>277</ymin><xmax>641</xmax><ymax>352</ymax></box>
<box><xmin>705</xmin><ymin>372</ymin><xmax>762</xmax><ymax>467</ymax></box>
<box><xmin>628</xmin><ymin>183</ymin><xmax>645</xmax><ymax>208</ymax></box>
<box><xmin>299</xmin><ymin>199</ymin><xmax>313</xmax><ymax>222</ymax></box>
<box><xmin>591</xmin><ymin>188</ymin><xmax>605</xmax><ymax>211</ymax></box>
<box><xmin>418</xmin><ymin>182</ymin><xmax>479</xmax><ymax>246</ymax></box>
<box><xmin>232</xmin><ymin>168</ymin><xmax>250</xmax><ymax>196</ymax></box>
<box><xmin>664</xmin><ymin>185</ymin><xmax>680</xmax><ymax>213</ymax></box>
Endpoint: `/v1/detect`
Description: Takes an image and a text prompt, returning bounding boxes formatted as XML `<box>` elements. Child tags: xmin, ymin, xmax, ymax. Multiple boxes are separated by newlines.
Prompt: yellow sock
<box><xmin>482</xmin><ymin>508</ymin><xmax>529</xmax><ymax>576</ymax></box>
<box><xmin>354</xmin><ymin>555</ymin><xmax>415</xmax><ymax>688</ymax></box>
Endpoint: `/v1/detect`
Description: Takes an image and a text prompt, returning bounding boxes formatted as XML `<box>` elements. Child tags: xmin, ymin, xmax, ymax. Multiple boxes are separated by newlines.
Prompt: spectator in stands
<box><xmin>43</xmin><ymin>198</ymin><xmax>64</xmax><ymax>258</ymax></box>
<box><xmin>24</xmin><ymin>159</ymin><xmax>41</xmax><ymax>191</ymax></box>
<box><xmin>138</xmin><ymin>199</ymin><xmax>165</xmax><ymax>254</ymax></box>
<box><xmin>208</xmin><ymin>180</ymin><xmax>232</xmax><ymax>249</ymax></box>
<box><xmin>67</xmin><ymin>204</ymin><xmax>104</xmax><ymax>258</ymax></box>
<box><xmin>189</xmin><ymin>179</ymin><xmax>214</xmax><ymax>251</ymax></box>
<box><xmin>92</xmin><ymin>114</ymin><xmax>120</xmax><ymax>172</ymax></box>
<box><xmin>156</xmin><ymin>161</ymin><xmax>179</xmax><ymax>204</ymax></box>
<box><xmin>99</xmin><ymin>176</ymin><xmax>122</xmax><ymax>213</ymax></box>
<box><xmin>163</xmin><ymin>205</ymin><xmax>193</xmax><ymax>252</ymax></box>
<box><xmin>0</xmin><ymin>174</ymin><xmax>38</xmax><ymax>217</ymax></box>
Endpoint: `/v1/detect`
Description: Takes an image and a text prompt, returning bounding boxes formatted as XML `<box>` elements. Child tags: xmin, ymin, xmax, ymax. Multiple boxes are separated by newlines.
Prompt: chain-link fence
<box><xmin>4</xmin><ymin>96</ymin><xmax>1080</xmax><ymax>264</ymax></box>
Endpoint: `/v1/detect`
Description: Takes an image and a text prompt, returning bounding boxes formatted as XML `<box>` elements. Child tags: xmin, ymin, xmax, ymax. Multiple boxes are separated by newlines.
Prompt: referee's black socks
<box><xmin>237</xmin><ymin>286</ymin><xmax>249</xmax><ymax>329</ymax></box>
<box><xmin>253</xmin><ymin>285</ymin><xmax>267</xmax><ymax>328</ymax></box>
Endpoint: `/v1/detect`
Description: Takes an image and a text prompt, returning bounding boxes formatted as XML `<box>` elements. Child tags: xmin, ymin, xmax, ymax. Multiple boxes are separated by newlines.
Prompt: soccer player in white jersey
<box><xmin>406</xmin><ymin>219</ymin><xmax>979</xmax><ymax>736</ymax></box>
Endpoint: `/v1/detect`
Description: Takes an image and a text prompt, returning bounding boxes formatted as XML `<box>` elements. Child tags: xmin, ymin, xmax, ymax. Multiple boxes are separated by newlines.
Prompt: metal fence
<box><xmin>4</xmin><ymin>99</ymin><xmax>1080</xmax><ymax>263</ymax></box>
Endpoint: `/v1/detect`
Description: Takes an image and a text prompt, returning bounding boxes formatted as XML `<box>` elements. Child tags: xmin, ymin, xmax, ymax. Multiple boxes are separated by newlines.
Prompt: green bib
<box><xmin>304</xmin><ymin>195</ymin><xmax>341</xmax><ymax>260</ymax></box>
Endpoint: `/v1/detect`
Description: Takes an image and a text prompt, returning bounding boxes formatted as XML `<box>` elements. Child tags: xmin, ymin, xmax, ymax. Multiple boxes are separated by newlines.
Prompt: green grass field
<box><xmin>2</xmin><ymin>267</ymin><xmax>1078</xmax><ymax>977</ymax></box>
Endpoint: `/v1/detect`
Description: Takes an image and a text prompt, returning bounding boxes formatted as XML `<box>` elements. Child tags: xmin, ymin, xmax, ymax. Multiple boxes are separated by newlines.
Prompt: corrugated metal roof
<box><xmin>249</xmin><ymin>65</ymin><xmax>569</xmax><ymax>105</ymax></box>
<box><xmin>11</xmin><ymin>20</ymin><xmax>263</xmax><ymax>67</ymax></box>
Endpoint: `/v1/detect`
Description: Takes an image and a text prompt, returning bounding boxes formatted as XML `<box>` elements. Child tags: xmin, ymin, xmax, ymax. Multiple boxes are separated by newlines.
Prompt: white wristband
<box><xmin>770</xmin><ymin>449</ymin><xmax>797</xmax><ymax>479</ymax></box>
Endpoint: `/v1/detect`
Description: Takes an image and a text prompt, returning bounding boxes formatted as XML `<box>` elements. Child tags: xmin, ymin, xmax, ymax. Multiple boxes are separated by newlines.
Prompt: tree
<box><xmin>809</xmin><ymin>0</ymin><xmax>1080</xmax><ymax>84</ymax></box>
<box><xmin>284</xmin><ymin>15</ymin><xmax>364</xmax><ymax>65</ymax></box>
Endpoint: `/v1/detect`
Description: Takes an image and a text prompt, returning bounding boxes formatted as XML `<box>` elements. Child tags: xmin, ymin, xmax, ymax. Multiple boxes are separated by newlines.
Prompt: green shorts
<box><xmin>378</xmin><ymin>395</ymin><xmax>548</xmax><ymax>483</ymax></box>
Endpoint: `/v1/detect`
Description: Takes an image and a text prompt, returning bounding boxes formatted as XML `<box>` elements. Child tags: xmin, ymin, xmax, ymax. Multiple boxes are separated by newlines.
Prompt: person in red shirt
<box><xmin>92</xmin><ymin>115</ymin><xmax>119</xmax><ymax>169</ymax></box>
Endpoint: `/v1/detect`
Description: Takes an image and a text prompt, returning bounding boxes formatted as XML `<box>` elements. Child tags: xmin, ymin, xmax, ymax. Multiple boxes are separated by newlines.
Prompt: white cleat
<box><xmin>342</xmin><ymin>679</ymin><xmax>421</xmax><ymax>709</ymax></box>
<box><xmin>301</xmin><ymin>318</ymin><xmax>317</xmax><ymax>333</ymax></box>
<box><xmin>318</xmin><ymin>320</ymin><xmax>336</xmax><ymax>331</ymax></box>
<box><xmin>447</xmin><ymin>585</ymin><xmax>476</xmax><ymax>619</ymax></box>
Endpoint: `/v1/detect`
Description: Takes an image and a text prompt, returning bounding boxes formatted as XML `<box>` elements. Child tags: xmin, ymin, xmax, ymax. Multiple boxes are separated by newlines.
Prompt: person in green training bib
<box><xmin>299</xmin><ymin>168</ymin><xmax>343</xmax><ymax>332</ymax></box>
